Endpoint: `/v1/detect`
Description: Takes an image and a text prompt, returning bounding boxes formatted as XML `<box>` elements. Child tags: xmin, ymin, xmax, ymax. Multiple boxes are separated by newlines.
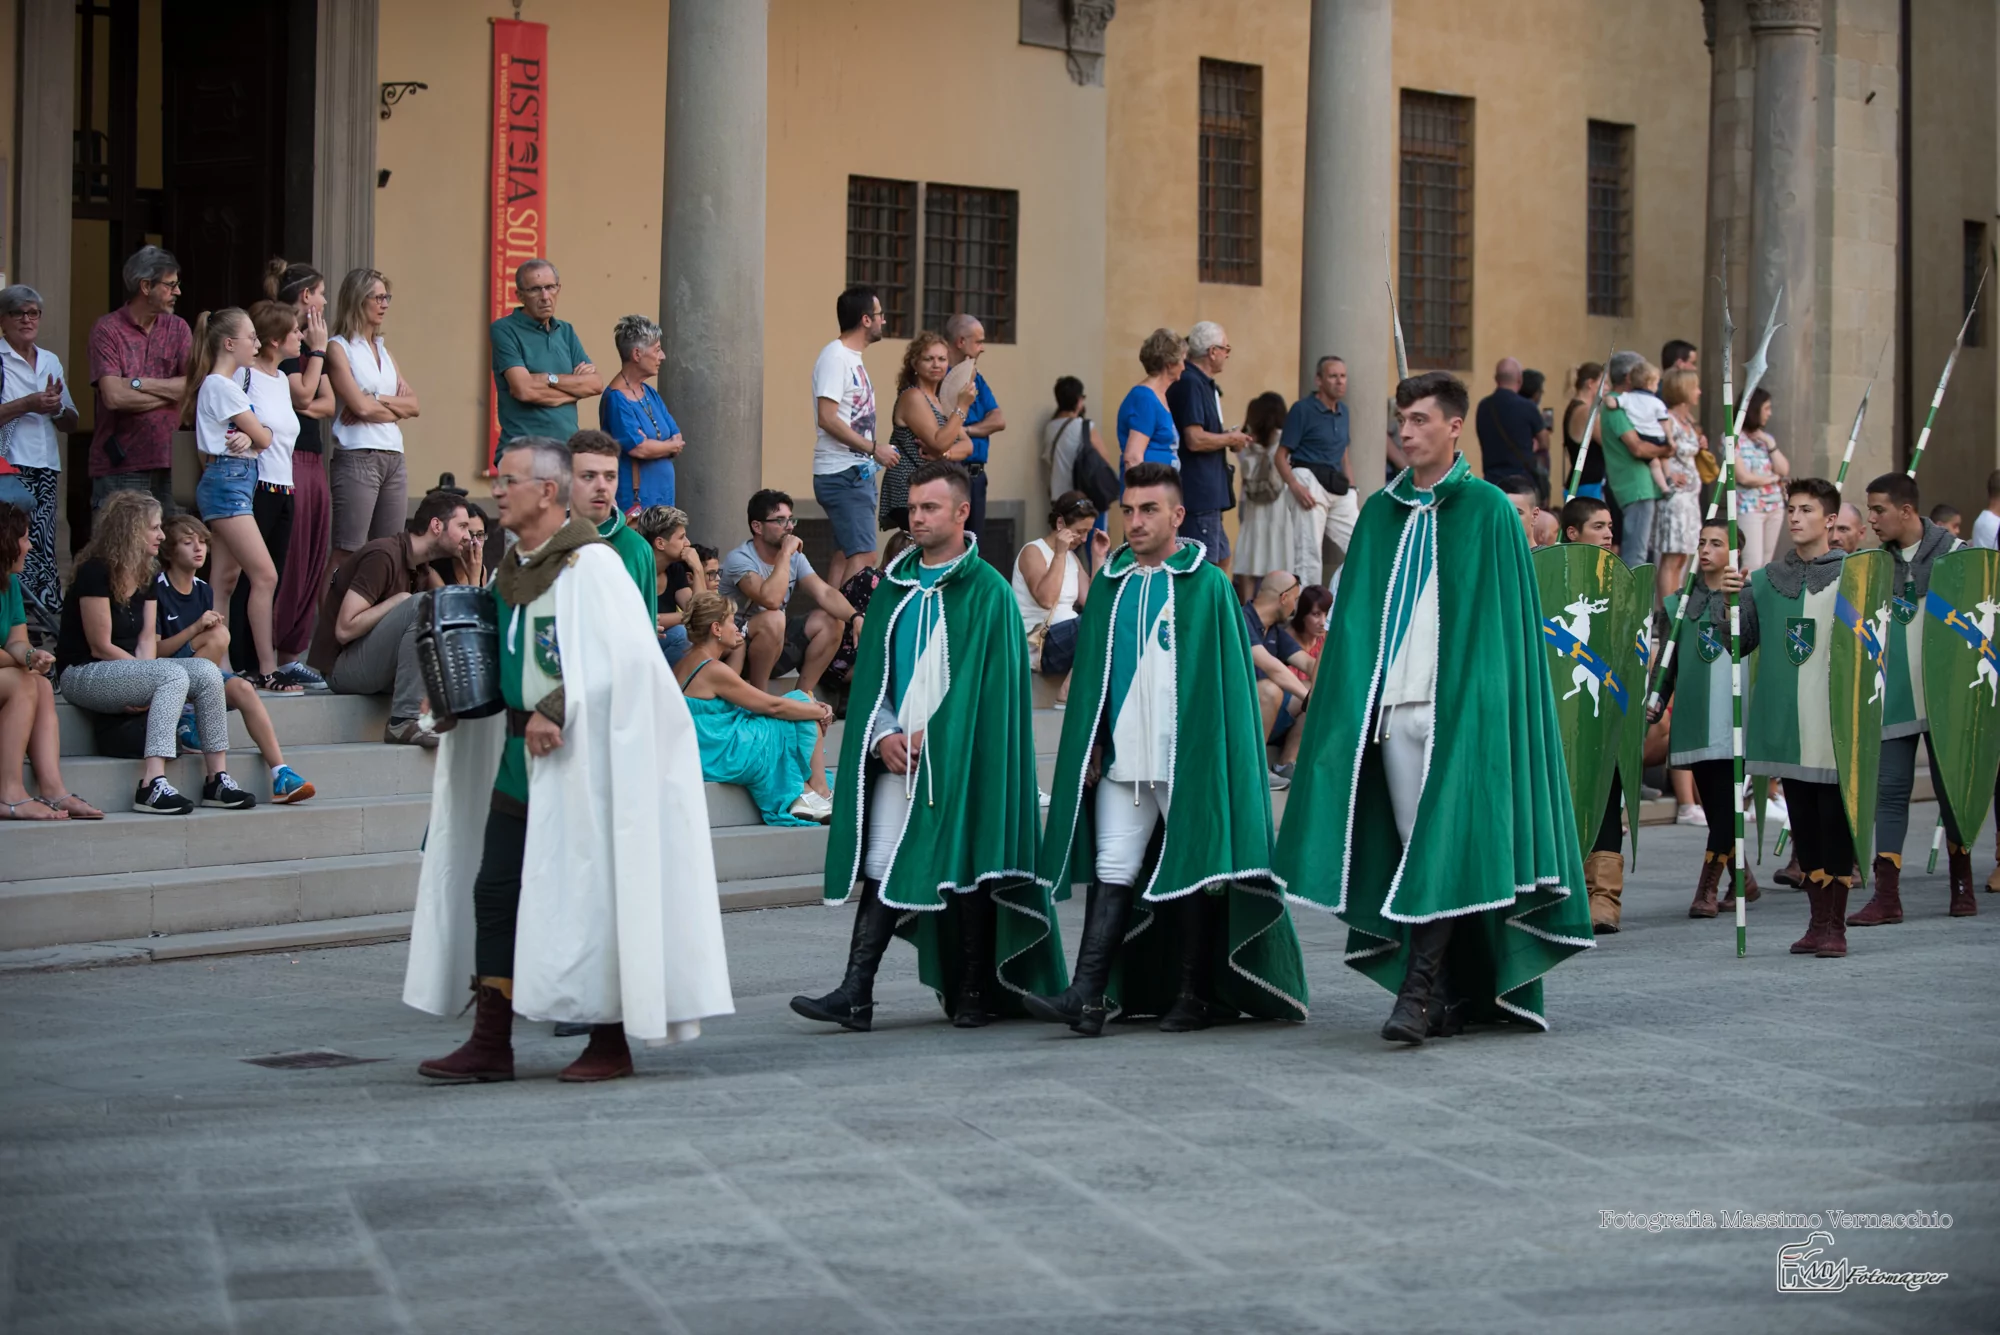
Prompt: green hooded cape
<box><xmin>824</xmin><ymin>538</ymin><xmax>1067</xmax><ymax>1017</ymax></box>
<box><xmin>1037</xmin><ymin>539</ymin><xmax>1308</xmax><ymax>1023</ymax></box>
<box><xmin>1273</xmin><ymin>459</ymin><xmax>1593</xmax><ymax>1029</ymax></box>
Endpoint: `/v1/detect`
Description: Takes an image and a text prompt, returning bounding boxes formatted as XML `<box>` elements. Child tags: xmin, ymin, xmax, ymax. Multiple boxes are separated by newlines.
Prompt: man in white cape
<box><xmin>405</xmin><ymin>436</ymin><xmax>733</xmax><ymax>1083</ymax></box>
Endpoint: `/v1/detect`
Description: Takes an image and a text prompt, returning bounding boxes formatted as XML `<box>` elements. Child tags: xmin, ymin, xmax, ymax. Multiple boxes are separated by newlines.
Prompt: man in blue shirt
<box><xmin>1166</xmin><ymin>321</ymin><xmax>1251</xmax><ymax>570</ymax></box>
<box><xmin>1278</xmin><ymin>355</ymin><xmax>1360</xmax><ymax>584</ymax></box>
<box><xmin>489</xmin><ymin>259</ymin><xmax>602</xmax><ymax>452</ymax></box>
<box><xmin>1472</xmin><ymin>356</ymin><xmax>1548</xmax><ymax>489</ymax></box>
<box><xmin>944</xmin><ymin>314</ymin><xmax>1005</xmax><ymax>545</ymax></box>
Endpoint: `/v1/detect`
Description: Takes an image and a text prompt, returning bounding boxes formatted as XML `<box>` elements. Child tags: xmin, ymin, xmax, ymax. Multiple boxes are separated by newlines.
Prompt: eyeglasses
<box><xmin>2</xmin><ymin>309</ymin><xmax>40</xmax><ymax>320</ymax></box>
<box><xmin>520</xmin><ymin>283</ymin><xmax>561</xmax><ymax>298</ymax></box>
<box><xmin>491</xmin><ymin>473</ymin><xmax>548</xmax><ymax>493</ymax></box>
<box><xmin>755</xmin><ymin>515</ymin><xmax>797</xmax><ymax>529</ymax></box>
<box><xmin>367</xmin><ymin>292</ymin><xmax>394</xmax><ymax>305</ymax></box>
<box><xmin>1214</xmin><ymin>344</ymin><xmax>1233</xmax><ymax>355</ymax></box>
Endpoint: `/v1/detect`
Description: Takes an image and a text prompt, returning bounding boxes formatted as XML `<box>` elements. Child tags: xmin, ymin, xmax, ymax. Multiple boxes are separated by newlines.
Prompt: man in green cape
<box><xmin>791</xmin><ymin>462</ymin><xmax>1065</xmax><ymax>1030</ymax></box>
<box><xmin>1022</xmin><ymin>462</ymin><xmax>1309</xmax><ymax>1036</ymax></box>
<box><xmin>1275</xmin><ymin>372</ymin><xmax>1593</xmax><ymax>1044</ymax></box>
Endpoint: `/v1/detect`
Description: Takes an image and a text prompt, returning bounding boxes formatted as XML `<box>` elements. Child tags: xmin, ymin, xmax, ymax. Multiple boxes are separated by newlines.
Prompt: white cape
<box><xmin>402</xmin><ymin>543</ymin><xmax>734</xmax><ymax>1044</ymax></box>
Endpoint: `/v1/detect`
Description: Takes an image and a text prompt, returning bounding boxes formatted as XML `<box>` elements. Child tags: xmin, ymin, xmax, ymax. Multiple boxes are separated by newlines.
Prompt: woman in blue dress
<box><xmin>672</xmin><ymin>591</ymin><xmax>835</xmax><ymax>825</ymax></box>
<box><xmin>1114</xmin><ymin>327</ymin><xmax>1186</xmax><ymax>471</ymax></box>
<box><xmin>600</xmin><ymin>314</ymin><xmax>684</xmax><ymax>514</ymax></box>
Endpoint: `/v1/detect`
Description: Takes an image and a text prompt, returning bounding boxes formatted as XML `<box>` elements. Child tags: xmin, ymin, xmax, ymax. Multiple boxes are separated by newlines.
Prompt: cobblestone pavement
<box><xmin>2</xmin><ymin>805</ymin><xmax>1996</xmax><ymax>1334</ymax></box>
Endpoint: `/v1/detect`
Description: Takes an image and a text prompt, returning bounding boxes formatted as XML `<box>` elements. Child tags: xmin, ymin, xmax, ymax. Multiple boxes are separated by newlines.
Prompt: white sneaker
<box><xmin>789</xmin><ymin>790</ymin><xmax>833</xmax><ymax>823</ymax></box>
<box><xmin>1038</xmin><ymin>787</ymin><xmax>1052</xmax><ymax>809</ymax></box>
<box><xmin>1676</xmin><ymin>804</ymin><xmax>1707</xmax><ymax>827</ymax></box>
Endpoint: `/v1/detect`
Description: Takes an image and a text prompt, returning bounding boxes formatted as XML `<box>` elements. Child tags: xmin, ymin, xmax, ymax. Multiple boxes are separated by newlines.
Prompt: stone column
<box><xmin>1700</xmin><ymin>0</ymin><xmax>1752</xmax><ymax>439</ymax></box>
<box><xmin>313</xmin><ymin>0</ymin><xmax>380</xmax><ymax>281</ymax></box>
<box><xmin>1746</xmin><ymin>0</ymin><xmax>1822</xmax><ymax>470</ymax></box>
<box><xmin>16</xmin><ymin>0</ymin><xmax>76</xmax><ymax>360</ymax></box>
<box><xmin>660</xmin><ymin>0</ymin><xmax>767</xmax><ymax>532</ymax></box>
<box><xmin>1298</xmin><ymin>0</ymin><xmax>1393</xmax><ymax>499</ymax></box>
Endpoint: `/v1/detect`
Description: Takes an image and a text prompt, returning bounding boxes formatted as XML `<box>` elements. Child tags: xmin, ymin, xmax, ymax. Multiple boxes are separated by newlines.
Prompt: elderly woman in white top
<box><xmin>0</xmin><ymin>285</ymin><xmax>79</xmax><ymax>620</ymax></box>
<box><xmin>1011</xmin><ymin>491</ymin><xmax>1105</xmax><ymax>706</ymax></box>
<box><xmin>324</xmin><ymin>267</ymin><xmax>419</xmax><ymax>567</ymax></box>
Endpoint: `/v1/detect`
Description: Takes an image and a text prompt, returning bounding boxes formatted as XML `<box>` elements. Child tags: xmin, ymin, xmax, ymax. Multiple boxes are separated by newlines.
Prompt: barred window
<box><xmin>923</xmin><ymin>184</ymin><xmax>1019</xmax><ymax>344</ymax></box>
<box><xmin>1198</xmin><ymin>59</ymin><xmax>1262</xmax><ymax>285</ymax></box>
<box><xmin>1587</xmin><ymin>121</ymin><xmax>1634</xmax><ymax>318</ymax></box>
<box><xmin>1966</xmin><ymin>220</ymin><xmax>1988</xmax><ymax>349</ymax></box>
<box><xmin>1398</xmin><ymin>91</ymin><xmax>1474</xmax><ymax>369</ymax></box>
<box><xmin>846</xmin><ymin>176</ymin><xmax>918</xmax><ymax>339</ymax></box>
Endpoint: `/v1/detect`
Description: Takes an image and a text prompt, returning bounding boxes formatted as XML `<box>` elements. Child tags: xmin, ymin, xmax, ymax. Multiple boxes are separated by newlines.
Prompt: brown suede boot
<box><xmin>1790</xmin><ymin>875</ymin><xmax>1831</xmax><ymax>955</ymax></box>
<box><xmin>1847</xmin><ymin>854</ymin><xmax>1903</xmax><ymax>926</ymax></box>
<box><xmin>1689</xmin><ymin>852</ymin><xmax>1724</xmax><ymax>918</ymax></box>
<box><xmin>419</xmin><ymin>980</ymin><xmax>516</xmax><ymax>1083</ymax></box>
<box><xmin>558</xmin><ymin>1023</ymin><xmax>634</xmax><ymax>1083</ymax></box>
<box><xmin>1816</xmin><ymin>878</ymin><xmax>1851</xmax><ymax>957</ymax></box>
<box><xmin>1586</xmin><ymin>851</ymin><xmax>1623</xmax><ymax>934</ymax></box>
<box><xmin>1947</xmin><ymin>843</ymin><xmax>1978</xmax><ymax>917</ymax></box>
<box><xmin>1720</xmin><ymin>856</ymin><xmax>1761</xmax><ymax>909</ymax></box>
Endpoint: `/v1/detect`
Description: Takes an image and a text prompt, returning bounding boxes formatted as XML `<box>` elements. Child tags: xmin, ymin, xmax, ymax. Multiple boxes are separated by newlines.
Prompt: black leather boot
<box><xmin>1160</xmin><ymin>893</ymin><xmax>1226</xmax><ymax>1032</ymax></box>
<box><xmin>1381</xmin><ymin>919</ymin><xmax>1454</xmax><ymax>1044</ymax></box>
<box><xmin>952</xmin><ymin>887</ymin><xmax>999</xmax><ymax>1028</ymax></box>
<box><xmin>1021</xmin><ymin>881</ymin><xmax>1131</xmax><ymax>1036</ymax></box>
<box><xmin>790</xmin><ymin>880</ymin><xmax>899</xmax><ymax>1031</ymax></box>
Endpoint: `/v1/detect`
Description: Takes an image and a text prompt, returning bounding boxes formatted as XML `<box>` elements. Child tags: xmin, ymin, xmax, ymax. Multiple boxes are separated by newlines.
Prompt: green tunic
<box><xmin>1275</xmin><ymin>457</ymin><xmax>1592</xmax><ymax>1029</ymax></box>
<box><xmin>492</xmin><ymin>520</ymin><xmax>605</xmax><ymax>804</ymax></box>
<box><xmin>1663</xmin><ymin>584</ymin><xmax>1735</xmax><ymax>766</ymax></box>
<box><xmin>596</xmin><ymin>510</ymin><xmax>657</xmax><ymax>618</ymax></box>
<box><xmin>1741</xmin><ymin>549</ymin><xmax>1845</xmax><ymax>782</ymax></box>
<box><xmin>1039</xmin><ymin>539</ymin><xmax>1308</xmax><ymax>1023</ymax></box>
<box><xmin>823</xmin><ymin>538</ymin><xmax>1066</xmax><ymax>1017</ymax></box>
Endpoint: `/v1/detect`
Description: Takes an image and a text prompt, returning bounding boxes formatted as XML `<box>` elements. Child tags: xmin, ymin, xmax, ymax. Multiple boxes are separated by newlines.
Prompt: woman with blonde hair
<box><xmin>1116</xmin><ymin>328</ymin><xmax>1186</xmax><ymax>470</ymax></box>
<box><xmin>266</xmin><ymin>257</ymin><xmax>335</xmax><ymax>670</ymax></box>
<box><xmin>879</xmin><ymin>331</ymin><xmax>976</xmax><ymax>532</ymax></box>
<box><xmin>325</xmin><ymin>267</ymin><xmax>419</xmax><ymax>567</ymax></box>
<box><xmin>672</xmin><ymin>591</ymin><xmax>836</xmax><ymax>825</ymax></box>
<box><xmin>1652</xmin><ymin>367</ymin><xmax>1705</xmax><ymax>600</ymax></box>
<box><xmin>53</xmin><ymin>493</ymin><xmax>250</xmax><ymax>814</ymax></box>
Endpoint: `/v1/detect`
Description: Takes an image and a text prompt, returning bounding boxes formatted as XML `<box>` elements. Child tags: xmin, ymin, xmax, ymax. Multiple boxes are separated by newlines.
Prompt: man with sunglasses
<box><xmin>721</xmin><ymin>488</ymin><xmax>862</xmax><ymax>696</ymax></box>
<box><xmin>490</xmin><ymin>258</ymin><xmax>601</xmax><ymax>445</ymax></box>
<box><xmin>86</xmin><ymin>245</ymin><xmax>190</xmax><ymax>514</ymax></box>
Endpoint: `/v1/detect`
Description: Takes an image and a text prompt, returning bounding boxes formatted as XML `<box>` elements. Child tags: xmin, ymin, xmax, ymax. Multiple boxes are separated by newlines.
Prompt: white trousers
<box><xmin>860</xmin><ymin>770</ymin><xmax>914</xmax><ymax>882</ymax></box>
<box><xmin>1094</xmin><ymin>779</ymin><xmax>1172</xmax><ymax>886</ymax></box>
<box><xmin>1296</xmin><ymin>471</ymin><xmax>1361</xmax><ymax>584</ymax></box>
<box><xmin>1378</xmin><ymin>701</ymin><xmax>1433</xmax><ymax>847</ymax></box>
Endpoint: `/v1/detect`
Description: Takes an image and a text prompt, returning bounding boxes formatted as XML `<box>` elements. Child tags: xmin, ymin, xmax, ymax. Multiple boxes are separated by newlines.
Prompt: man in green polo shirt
<box><xmin>568</xmin><ymin>431</ymin><xmax>655</xmax><ymax>621</ymax></box>
<box><xmin>1596</xmin><ymin>350</ymin><xmax>1670</xmax><ymax>568</ymax></box>
<box><xmin>491</xmin><ymin>258</ymin><xmax>601</xmax><ymax>447</ymax></box>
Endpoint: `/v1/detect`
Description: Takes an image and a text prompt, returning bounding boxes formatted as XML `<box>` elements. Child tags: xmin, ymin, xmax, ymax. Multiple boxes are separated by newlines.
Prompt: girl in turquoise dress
<box><xmin>673</xmin><ymin>592</ymin><xmax>835</xmax><ymax>826</ymax></box>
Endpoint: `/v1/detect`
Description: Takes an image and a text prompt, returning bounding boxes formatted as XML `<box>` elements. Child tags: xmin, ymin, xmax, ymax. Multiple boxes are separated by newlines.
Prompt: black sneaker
<box><xmin>201</xmin><ymin>772</ymin><xmax>258</xmax><ymax>810</ymax></box>
<box><xmin>134</xmin><ymin>777</ymin><xmax>195</xmax><ymax>815</ymax></box>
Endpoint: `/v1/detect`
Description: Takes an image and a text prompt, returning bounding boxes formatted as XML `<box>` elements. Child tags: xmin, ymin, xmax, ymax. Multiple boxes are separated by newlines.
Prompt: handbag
<box><xmin>1068</xmin><ymin>419</ymin><xmax>1119</xmax><ymax>512</ymax></box>
<box><xmin>1241</xmin><ymin>445</ymin><xmax>1284</xmax><ymax>505</ymax></box>
<box><xmin>1695</xmin><ymin>441</ymin><xmax>1720</xmax><ymax>485</ymax></box>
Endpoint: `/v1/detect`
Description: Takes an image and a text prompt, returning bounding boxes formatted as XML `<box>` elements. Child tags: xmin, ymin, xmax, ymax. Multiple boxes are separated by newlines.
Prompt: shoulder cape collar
<box><xmin>1895</xmin><ymin>519</ymin><xmax>1955</xmax><ymax>568</ymax></box>
<box><xmin>1761</xmin><ymin>546</ymin><xmax>1844</xmax><ymax>599</ymax></box>
<box><xmin>1102</xmin><ymin>537</ymin><xmax>1206</xmax><ymax>579</ymax></box>
<box><xmin>495</xmin><ymin>518</ymin><xmax>603</xmax><ymax>607</ymax></box>
<box><xmin>883</xmin><ymin>534</ymin><xmax>982</xmax><ymax>588</ymax></box>
<box><xmin>1383</xmin><ymin>454</ymin><xmax>1473</xmax><ymax>508</ymax></box>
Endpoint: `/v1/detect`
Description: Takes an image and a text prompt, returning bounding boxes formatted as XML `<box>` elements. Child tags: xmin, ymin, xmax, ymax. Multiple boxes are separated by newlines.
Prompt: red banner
<box><xmin>488</xmin><ymin>18</ymin><xmax>549</xmax><ymax>469</ymax></box>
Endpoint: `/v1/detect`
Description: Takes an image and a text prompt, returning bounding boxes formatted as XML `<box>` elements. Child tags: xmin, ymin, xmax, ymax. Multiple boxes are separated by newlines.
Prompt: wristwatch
<box><xmin>130</xmin><ymin>378</ymin><xmax>142</xmax><ymax>391</ymax></box>
<box><xmin>546</xmin><ymin>373</ymin><xmax>560</xmax><ymax>386</ymax></box>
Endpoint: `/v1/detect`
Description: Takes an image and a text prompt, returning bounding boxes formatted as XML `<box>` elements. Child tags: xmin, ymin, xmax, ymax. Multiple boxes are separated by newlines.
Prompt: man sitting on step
<box><xmin>305</xmin><ymin>489</ymin><xmax>473</xmax><ymax>748</ymax></box>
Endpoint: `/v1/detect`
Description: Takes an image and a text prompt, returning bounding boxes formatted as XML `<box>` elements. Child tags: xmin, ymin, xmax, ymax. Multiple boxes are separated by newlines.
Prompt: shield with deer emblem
<box><xmin>1534</xmin><ymin>544</ymin><xmax>1650</xmax><ymax>858</ymax></box>
<box><xmin>1921</xmin><ymin>547</ymin><xmax>2000</xmax><ymax>842</ymax></box>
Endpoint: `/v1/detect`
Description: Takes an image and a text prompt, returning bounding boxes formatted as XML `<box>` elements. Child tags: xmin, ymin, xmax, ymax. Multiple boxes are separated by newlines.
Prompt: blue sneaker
<box><xmin>177</xmin><ymin>713</ymin><xmax>200</xmax><ymax>756</ymax></box>
<box><xmin>270</xmin><ymin>765</ymin><xmax>316</xmax><ymax>805</ymax></box>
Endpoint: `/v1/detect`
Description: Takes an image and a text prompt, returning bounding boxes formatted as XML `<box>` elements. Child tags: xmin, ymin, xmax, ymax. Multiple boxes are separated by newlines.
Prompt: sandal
<box><xmin>245</xmin><ymin>671</ymin><xmax>305</xmax><ymax>695</ymax></box>
<box><xmin>1</xmin><ymin>797</ymin><xmax>66</xmax><ymax>821</ymax></box>
<box><xmin>43</xmin><ymin>793</ymin><xmax>104</xmax><ymax>820</ymax></box>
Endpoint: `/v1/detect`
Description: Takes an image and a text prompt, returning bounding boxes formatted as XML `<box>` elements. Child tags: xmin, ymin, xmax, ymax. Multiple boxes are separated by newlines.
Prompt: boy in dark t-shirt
<box><xmin>157</xmin><ymin>515</ymin><xmax>315</xmax><ymax>803</ymax></box>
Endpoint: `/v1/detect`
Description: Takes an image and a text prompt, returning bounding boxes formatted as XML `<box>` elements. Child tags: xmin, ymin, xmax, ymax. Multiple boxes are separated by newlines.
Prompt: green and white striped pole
<box><xmin>1833</xmin><ymin>336</ymin><xmax>1890</xmax><ymax>494</ymax></box>
<box><xmin>1907</xmin><ymin>267</ymin><xmax>1988</xmax><ymax>480</ymax></box>
<box><xmin>1385</xmin><ymin>233</ymin><xmax>1409</xmax><ymax>384</ymax></box>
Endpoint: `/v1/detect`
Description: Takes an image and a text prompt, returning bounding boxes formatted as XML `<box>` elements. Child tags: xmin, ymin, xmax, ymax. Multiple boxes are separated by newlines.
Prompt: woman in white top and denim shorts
<box><xmin>325</xmin><ymin>268</ymin><xmax>418</xmax><ymax>563</ymax></box>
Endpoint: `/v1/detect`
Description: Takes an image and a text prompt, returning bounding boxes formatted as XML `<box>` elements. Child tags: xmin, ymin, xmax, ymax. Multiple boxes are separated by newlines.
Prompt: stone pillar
<box><xmin>313</xmin><ymin>0</ymin><xmax>380</xmax><ymax>280</ymax></box>
<box><xmin>660</xmin><ymin>0</ymin><xmax>767</xmax><ymax>532</ymax></box>
<box><xmin>1700</xmin><ymin>0</ymin><xmax>1753</xmax><ymax>439</ymax></box>
<box><xmin>1298</xmin><ymin>0</ymin><xmax>1393</xmax><ymax>498</ymax></box>
<box><xmin>1746</xmin><ymin>0</ymin><xmax>1822</xmax><ymax>470</ymax></box>
<box><xmin>16</xmin><ymin>0</ymin><xmax>76</xmax><ymax>360</ymax></box>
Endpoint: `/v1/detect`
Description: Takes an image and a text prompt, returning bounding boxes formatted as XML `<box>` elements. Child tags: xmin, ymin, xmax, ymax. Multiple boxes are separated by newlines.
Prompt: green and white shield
<box><xmin>1920</xmin><ymin>547</ymin><xmax>2000</xmax><ymax>840</ymax></box>
<box><xmin>1619</xmin><ymin>564</ymin><xmax>1654</xmax><ymax>864</ymax></box>
<box><xmin>1830</xmin><ymin>549</ymin><xmax>1891</xmax><ymax>873</ymax></box>
<box><xmin>1534</xmin><ymin>545</ymin><xmax>1649</xmax><ymax>860</ymax></box>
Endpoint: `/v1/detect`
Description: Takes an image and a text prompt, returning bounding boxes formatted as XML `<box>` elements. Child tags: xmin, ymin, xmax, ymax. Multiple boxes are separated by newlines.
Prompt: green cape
<box><xmin>1038</xmin><ymin>539</ymin><xmax>1308</xmax><ymax>1022</ymax></box>
<box><xmin>824</xmin><ymin>538</ymin><xmax>1066</xmax><ymax>1017</ymax></box>
<box><xmin>1274</xmin><ymin>459</ymin><xmax>1593</xmax><ymax>1029</ymax></box>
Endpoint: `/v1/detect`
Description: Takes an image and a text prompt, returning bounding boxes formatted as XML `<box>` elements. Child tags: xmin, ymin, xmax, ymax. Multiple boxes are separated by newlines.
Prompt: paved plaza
<box><xmin>2</xmin><ymin>806</ymin><xmax>1995</xmax><ymax>1334</ymax></box>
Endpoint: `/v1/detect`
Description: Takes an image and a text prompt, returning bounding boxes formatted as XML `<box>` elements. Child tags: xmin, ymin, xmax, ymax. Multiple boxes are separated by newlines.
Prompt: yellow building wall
<box><xmin>0</xmin><ymin>0</ymin><xmax>15</xmax><ymax>278</ymax></box>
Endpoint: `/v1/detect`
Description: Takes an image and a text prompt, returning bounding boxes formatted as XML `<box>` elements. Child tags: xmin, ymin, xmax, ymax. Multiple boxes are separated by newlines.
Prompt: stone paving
<box><xmin>2</xmin><ymin>804</ymin><xmax>1996</xmax><ymax>1334</ymax></box>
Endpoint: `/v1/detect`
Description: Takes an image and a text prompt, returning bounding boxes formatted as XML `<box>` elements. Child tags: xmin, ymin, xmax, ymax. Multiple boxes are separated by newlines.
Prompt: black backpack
<box><xmin>1068</xmin><ymin>418</ymin><xmax>1120</xmax><ymax>513</ymax></box>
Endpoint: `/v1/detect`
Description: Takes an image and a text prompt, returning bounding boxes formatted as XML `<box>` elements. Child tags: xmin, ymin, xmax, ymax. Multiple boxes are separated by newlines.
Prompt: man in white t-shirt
<box><xmin>812</xmin><ymin>286</ymin><xmax>897</xmax><ymax>589</ymax></box>
<box><xmin>1974</xmin><ymin>469</ymin><xmax>2000</xmax><ymax>550</ymax></box>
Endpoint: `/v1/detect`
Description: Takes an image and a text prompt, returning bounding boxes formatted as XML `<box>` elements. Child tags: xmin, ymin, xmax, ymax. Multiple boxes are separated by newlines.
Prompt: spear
<box><xmin>1907</xmin><ymin>266</ymin><xmax>1988</xmax><ymax>479</ymax></box>
<box><xmin>1384</xmin><ymin>233</ymin><xmax>1408</xmax><ymax>382</ymax></box>
<box><xmin>1833</xmin><ymin>336</ymin><xmax>1891</xmax><ymax>494</ymax></box>
<box><xmin>1563</xmin><ymin>345</ymin><xmax>1616</xmax><ymax>504</ymax></box>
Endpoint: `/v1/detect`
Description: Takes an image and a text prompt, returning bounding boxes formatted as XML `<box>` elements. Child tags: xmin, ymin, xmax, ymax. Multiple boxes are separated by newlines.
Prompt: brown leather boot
<box><xmin>1586</xmin><ymin>851</ymin><xmax>1623</xmax><ymax>934</ymax></box>
<box><xmin>419</xmin><ymin>981</ymin><xmax>515</xmax><ymax>1083</ymax></box>
<box><xmin>1720</xmin><ymin>856</ymin><xmax>1761</xmax><ymax>909</ymax></box>
<box><xmin>1947</xmin><ymin>844</ymin><xmax>1978</xmax><ymax>917</ymax></box>
<box><xmin>1689</xmin><ymin>852</ymin><xmax>1723</xmax><ymax>918</ymax></box>
<box><xmin>1847</xmin><ymin>855</ymin><xmax>1903</xmax><ymax>926</ymax></box>
<box><xmin>558</xmin><ymin>1023</ymin><xmax>633</xmax><ymax>1083</ymax></box>
<box><xmin>1790</xmin><ymin>876</ymin><xmax>1831</xmax><ymax>955</ymax></box>
<box><xmin>1775</xmin><ymin>850</ymin><xmax>1806</xmax><ymax>888</ymax></box>
<box><xmin>1816</xmin><ymin>878</ymin><xmax>1851</xmax><ymax>957</ymax></box>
